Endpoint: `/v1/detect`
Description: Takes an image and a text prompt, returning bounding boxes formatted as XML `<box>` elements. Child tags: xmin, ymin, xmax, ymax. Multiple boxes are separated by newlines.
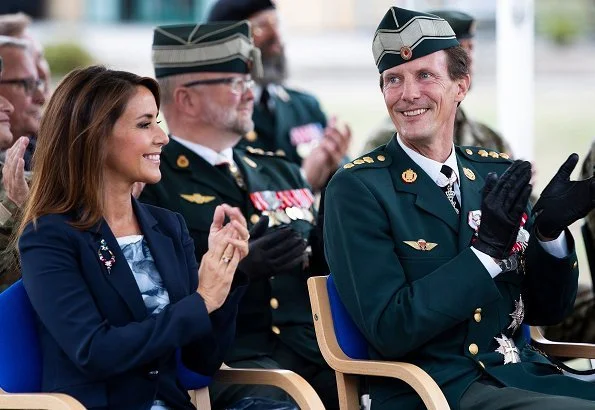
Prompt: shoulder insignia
<box><xmin>242</xmin><ymin>156</ymin><xmax>258</xmax><ymax>168</ymax></box>
<box><xmin>245</xmin><ymin>145</ymin><xmax>287</xmax><ymax>159</ymax></box>
<box><xmin>180</xmin><ymin>193</ymin><xmax>216</xmax><ymax>204</ymax></box>
<box><xmin>342</xmin><ymin>152</ymin><xmax>391</xmax><ymax>170</ymax></box>
<box><xmin>458</xmin><ymin>146</ymin><xmax>512</xmax><ymax>163</ymax></box>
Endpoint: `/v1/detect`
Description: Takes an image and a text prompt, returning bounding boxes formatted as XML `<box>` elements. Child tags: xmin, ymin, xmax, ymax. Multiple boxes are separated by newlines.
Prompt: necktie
<box><xmin>439</xmin><ymin>165</ymin><xmax>461</xmax><ymax>215</ymax></box>
<box><xmin>260</xmin><ymin>87</ymin><xmax>275</xmax><ymax>113</ymax></box>
<box><xmin>216</xmin><ymin>162</ymin><xmax>246</xmax><ymax>190</ymax></box>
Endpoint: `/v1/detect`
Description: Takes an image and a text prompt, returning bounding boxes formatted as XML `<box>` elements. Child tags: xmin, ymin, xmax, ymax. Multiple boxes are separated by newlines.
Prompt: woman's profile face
<box><xmin>104</xmin><ymin>86</ymin><xmax>168</xmax><ymax>187</ymax></box>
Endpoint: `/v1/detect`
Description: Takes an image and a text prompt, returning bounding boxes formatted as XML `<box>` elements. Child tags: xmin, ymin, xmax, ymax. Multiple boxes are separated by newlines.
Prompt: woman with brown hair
<box><xmin>16</xmin><ymin>65</ymin><xmax>250</xmax><ymax>410</ymax></box>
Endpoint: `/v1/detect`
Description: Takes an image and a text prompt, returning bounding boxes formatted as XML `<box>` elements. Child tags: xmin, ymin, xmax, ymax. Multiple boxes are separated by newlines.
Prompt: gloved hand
<box><xmin>238</xmin><ymin>216</ymin><xmax>308</xmax><ymax>280</ymax></box>
<box><xmin>533</xmin><ymin>153</ymin><xmax>595</xmax><ymax>239</ymax></box>
<box><xmin>472</xmin><ymin>160</ymin><xmax>533</xmax><ymax>259</ymax></box>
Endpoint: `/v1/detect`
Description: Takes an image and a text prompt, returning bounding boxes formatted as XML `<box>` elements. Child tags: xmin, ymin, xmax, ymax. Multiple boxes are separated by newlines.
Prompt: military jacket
<box><xmin>324</xmin><ymin>138</ymin><xmax>580</xmax><ymax>409</ymax></box>
<box><xmin>140</xmin><ymin>139</ymin><xmax>324</xmax><ymax>364</ymax></box>
<box><xmin>238</xmin><ymin>86</ymin><xmax>327</xmax><ymax>167</ymax></box>
<box><xmin>362</xmin><ymin>108</ymin><xmax>512</xmax><ymax>155</ymax></box>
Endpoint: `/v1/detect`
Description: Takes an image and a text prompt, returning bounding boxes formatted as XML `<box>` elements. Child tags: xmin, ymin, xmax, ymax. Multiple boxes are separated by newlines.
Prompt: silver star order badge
<box><xmin>507</xmin><ymin>296</ymin><xmax>524</xmax><ymax>334</ymax></box>
<box><xmin>495</xmin><ymin>334</ymin><xmax>521</xmax><ymax>365</ymax></box>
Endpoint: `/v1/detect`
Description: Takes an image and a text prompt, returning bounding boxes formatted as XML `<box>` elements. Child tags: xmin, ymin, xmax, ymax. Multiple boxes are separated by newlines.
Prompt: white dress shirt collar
<box><xmin>396</xmin><ymin>135</ymin><xmax>459</xmax><ymax>186</ymax></box>
<box><xmin>170</xmin><ymin>136</ymin><xmax>234</xmax><ymax>166</ymax></box>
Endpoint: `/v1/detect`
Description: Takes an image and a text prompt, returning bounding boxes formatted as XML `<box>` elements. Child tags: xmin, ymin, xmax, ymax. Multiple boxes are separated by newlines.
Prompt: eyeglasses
<box><xmin>182</xmin><ymin>77</ymin><xmax>254</xmax><ymax>95</ymax></box>
<box><xmin>0</xmin><ymin>78</ymin><xmax>46</xmax><ymax>96</ymax></box>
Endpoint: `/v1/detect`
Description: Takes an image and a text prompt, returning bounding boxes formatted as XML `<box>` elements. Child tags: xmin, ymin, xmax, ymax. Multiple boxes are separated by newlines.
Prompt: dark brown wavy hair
<box><xmin>17</xmin><ymin>65</ymin><xmax>160</xmax><ymax>235</ymax></box>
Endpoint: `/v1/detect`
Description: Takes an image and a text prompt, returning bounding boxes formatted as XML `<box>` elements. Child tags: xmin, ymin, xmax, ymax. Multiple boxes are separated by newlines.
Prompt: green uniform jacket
<box><xmin>324</xmin><ymin>138</ymin><xmax>580</xmax><ymax>409</ymax></box>
<box><xmin>362</xmin><ymin>108</ymin><xmax>512</xmax><ymax>156</ymax></box>
<box><xmin>140</xmin><ymin>139</ymin><xmax>324</xmax><ymax>365</ymax></box>
<box><xmin>237</xmin><ymin>86</ymin><xmax>327</xmax><ymax>167</ymax></box>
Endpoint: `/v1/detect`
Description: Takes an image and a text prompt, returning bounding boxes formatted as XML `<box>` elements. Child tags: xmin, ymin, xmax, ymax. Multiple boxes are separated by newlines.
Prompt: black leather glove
<box><xmin>238</xmin><ymin>216</ymin><xmax>308</xmax><ymax>280</ymax></box>
<box><xmin>472</xmin><ymin>160</ymin><xmax>533</xmax><ymax>259</ymax></box>
<box><xmin>533</xmin><ymin>153</ymin><xmax>595</xmax><ymax>238</ymax></box>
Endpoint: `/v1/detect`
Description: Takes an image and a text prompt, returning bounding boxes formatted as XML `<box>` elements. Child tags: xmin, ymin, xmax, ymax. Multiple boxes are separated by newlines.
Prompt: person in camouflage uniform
<box><xmin>362</xmin><ymin>10</ymin><xmax>512</xmax><ymax>156</ymax></box>
<box><xmin>0</xmin><ymin>42</ymin><xmax>35</xmax><ymax>293</ymax></box>
<box><xmin>0</xmin><ymin>53</ymin><xmax>17</xmax><ymax>291</ymax></box>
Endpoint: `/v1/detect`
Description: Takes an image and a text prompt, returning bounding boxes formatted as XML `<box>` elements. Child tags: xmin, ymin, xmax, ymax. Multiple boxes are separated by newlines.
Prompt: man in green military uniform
<box><xmin>362</xmin><ymin>9</ymin><xmax>511</xmax><ymax>156</ymax></box>
<box><xmin>207</xmin><ymin>0</ymin><xmax>351</xmax><ymax>192</ymax></box>
<box><xmin>324</xmin><ymin>7</ymin><xmax>595</xmax><ymax>409</ymax></box>
<box><xmin>140</xmin><ymin>21</ymin><xmax>337</xmax><ymax>409</ymax></box>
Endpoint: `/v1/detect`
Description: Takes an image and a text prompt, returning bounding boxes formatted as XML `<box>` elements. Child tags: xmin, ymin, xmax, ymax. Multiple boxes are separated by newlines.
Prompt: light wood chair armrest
<box><xmin>530</xmin><ymin>326</ymin><xmax>595</xmax><ymax>358</ymax></box>
<box><xmin>214</xmin><ymin>367</ymin><xmax>325</xmax><ymax>409</ymax></box>
<box><xmin>307</xmin><ymin>276</ymin><xmax>449</xmax><ymax>410</ymax></box>
<box><xmin>0</xmin><ymin>392</ymin><xmax>86</xmax><ymax>410</ymax></box>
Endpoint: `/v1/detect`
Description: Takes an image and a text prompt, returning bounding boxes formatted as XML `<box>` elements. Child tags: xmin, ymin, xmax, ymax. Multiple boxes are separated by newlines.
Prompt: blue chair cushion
<box><xmin>0</xmin><ymin>280</ymin><xmax>214</xmax><ymax>393</ymax></box>
<box><xmin>0</xmin><ymin>280</ymin><xmax>42</xmax><ymax>393</ymax></box>
<box><xmin>327</xmin><ymin>275</ymin><xmax>369</xmax><ymax>359</ymax></box>
<box><xmin>175</xmin><ymin>350</ymin><xmax>212</xmax><ymax>390</ymax></box>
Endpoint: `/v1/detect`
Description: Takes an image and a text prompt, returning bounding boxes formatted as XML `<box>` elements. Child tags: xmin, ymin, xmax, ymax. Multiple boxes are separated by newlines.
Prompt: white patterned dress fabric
<box><xmin>117</xmin><ymin>235</ymin><xmax>172</xmax><ymax>410</ymax></box>
<box><xmin>117</xmin><ymin>235</ymin><xmax>170</xmax><ymax>317</ymax></box>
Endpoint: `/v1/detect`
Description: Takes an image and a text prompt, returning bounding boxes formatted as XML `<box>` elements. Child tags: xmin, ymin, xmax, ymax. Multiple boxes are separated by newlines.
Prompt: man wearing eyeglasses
<box><xmin>140</xmin><ymin>21</ymin><xmax>338</xmax><ymax>410</ymax></box>
<box><xmin>0</xmin><ymin>36</ymin><xmax>45</xmax><ymax>150</ymax></box>
<box><xmin>208</xmin><ymin>0</ymin><xmax>352</xmax><ymax>193</ymax></box>
<box><xmin>0</xmin><ymin>38</ymin><xmax>39</xmax><ymax>294</ymax></box>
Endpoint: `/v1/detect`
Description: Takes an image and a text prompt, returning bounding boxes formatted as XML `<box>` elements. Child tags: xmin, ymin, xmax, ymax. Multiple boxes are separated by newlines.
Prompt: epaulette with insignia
<box><xmin>342</xmin><ymin>152</ymin><xmax>391</xmax><ymax>170</ymax></box>
<box><xmin>245</xmin><ymin>146</ymin><xmax>288</xmax><ymax>159</ymax></box>
<box><xmin>457</xmin><ymin>146</ymin><xmax>512</xmax><ymax>163</ymax></box>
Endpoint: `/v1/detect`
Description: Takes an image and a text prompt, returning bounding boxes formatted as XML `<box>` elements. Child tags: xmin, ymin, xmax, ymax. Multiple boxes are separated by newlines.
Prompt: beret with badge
<box><xmin>207</xmin><ymin>0</ymin><xmax>275</xmax><ymax>22</ymax></box>
<box><xmin>373</xmin><ymin>7</ymin><xmax>460</xmax><ymax>73</ymax></box>
<box><xmin>151</xmin><ymin>20</ymin><xmax>262</xmax><ymax>78</ymax></box>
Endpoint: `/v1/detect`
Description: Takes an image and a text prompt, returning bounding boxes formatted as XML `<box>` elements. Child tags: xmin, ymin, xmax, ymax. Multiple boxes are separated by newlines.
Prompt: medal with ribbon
<box><xmin>468</xmin><ymin>211</ymin><xmax>530</xmax><ymax>256</ymax></box>
<box><xmin>250</xmin><ymin>189</ymin><xmax>315</xmax><ymax>226</ymax></box>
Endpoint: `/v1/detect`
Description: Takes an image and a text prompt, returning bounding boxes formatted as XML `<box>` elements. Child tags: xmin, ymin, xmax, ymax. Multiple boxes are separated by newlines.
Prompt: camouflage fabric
<box><xmin>0</xmin><ymin>163</ymin><xmax>24</xmax><ymax>293</ymax></box>
<box><xmin>362</xmin><ymin>108</ymin><xmax>512</xmax><ymax>155</ymax></box>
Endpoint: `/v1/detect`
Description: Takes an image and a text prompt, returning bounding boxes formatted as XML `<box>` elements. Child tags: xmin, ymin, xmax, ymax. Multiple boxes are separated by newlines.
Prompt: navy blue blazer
<box><xmin>18</xmin><ymin>199</ymin><xmax>247</xmax><ymax>410</ymax></box>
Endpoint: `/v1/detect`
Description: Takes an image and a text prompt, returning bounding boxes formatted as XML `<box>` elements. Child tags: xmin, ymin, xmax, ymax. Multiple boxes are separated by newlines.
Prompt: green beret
<box><xmin>208</xmin><ymin>0</ymin><xmax>275</xmax><ymax>22</ymax></box>
<box><xmin>427</xmin><ymin>10</ymin><xmax>475</xmax><ymax>40</ymax></box>
<box><xmin>373</xmin><ymin>7</ymin><xmax>459</xmax><ymax>74</ymax></box>
<box><xmin>152</xmin><ymin>21</ymin><xmax>262</xmax><ymax>78</ymax></box>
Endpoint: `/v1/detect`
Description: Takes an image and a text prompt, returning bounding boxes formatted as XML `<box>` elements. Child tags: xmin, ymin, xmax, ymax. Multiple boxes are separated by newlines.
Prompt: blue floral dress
<box><xmin>117</xmin><ymin>235</ymin><xmax>171</xmax><ymax>410</ymax></box>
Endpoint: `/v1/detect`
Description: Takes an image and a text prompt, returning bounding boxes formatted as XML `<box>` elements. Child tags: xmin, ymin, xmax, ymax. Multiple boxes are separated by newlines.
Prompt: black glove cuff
<box><xmin>535</xmin><ymin>223</ymin><xmax>563</xmax><ymax>240</ymax></box>
<box><xmin>473</xmin><ymin>240</ymin><xmax>509</xmax><ymax>260</ymax></box>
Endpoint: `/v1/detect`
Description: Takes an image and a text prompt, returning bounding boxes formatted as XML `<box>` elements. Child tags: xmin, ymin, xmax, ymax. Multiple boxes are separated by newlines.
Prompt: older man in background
<box><xmin>141</xmin><ymin>21</ymin><xmax>337</xmax><ymax>409</ymax></box>
<box><xmin>208</xmin><ymin>0</ymin><xmax>351</xmax><ymax>192</ymax></box>
<box><xmin>0</xmin><ymin>55</ymin><xmax>20</xmax><ymax>293</ymax></box>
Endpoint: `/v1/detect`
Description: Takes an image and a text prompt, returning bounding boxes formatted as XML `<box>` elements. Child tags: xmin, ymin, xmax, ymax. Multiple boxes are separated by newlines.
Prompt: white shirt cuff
<box><xmin>471</xmin><ymin>247</ymin><xmax>502</xmax><ymax>278</ymax></box>
<box><xmin>538</xmin><ymin>231</ymin><xmax>569</xmax><ymax>259</ymax></box>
